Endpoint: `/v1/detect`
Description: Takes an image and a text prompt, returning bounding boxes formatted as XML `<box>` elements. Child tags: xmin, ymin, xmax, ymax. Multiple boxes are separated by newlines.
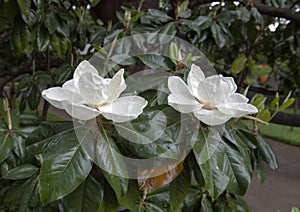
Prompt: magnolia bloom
<box><xmin>42</xmin><ymin>60</ymin><xmax>147</xmax><ymax>122</ymax></box>
<box><xmin>168</xmin><ymin>64</ymin><xmax>258</xmax><ymax>126</ymax></box>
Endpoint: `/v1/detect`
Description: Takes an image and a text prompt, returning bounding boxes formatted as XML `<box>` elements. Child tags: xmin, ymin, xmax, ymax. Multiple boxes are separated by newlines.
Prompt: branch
<box><xmin>188</xmin><ymin>0</ymin><xmax>300</xmax><ymax>24</ymax></box>
<box><xmin>252</xmin><ymin>0</ymin><xmax>300</xmax><ymax>24</ymax></box>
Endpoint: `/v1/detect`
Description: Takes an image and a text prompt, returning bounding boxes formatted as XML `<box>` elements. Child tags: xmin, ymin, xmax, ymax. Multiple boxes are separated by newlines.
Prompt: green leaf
<box><xmin>62</xmin><ymin>172</ymin><xmax>104</xmax><ymax>212</ymax></box>
<box><xmin>218</xmin><ymin>141</ymin><xmax>252</xmax><ymax>195</ymax></box>
<box><xmin>257</xmin><ymin>109</ymin><xmax>271</xmax><ymax>122</ymax></box>
<box><xmin>44</xmin><ymin>12</ymin><xmax>59</xmax><ymax>34</ymax></box>
<box><xmin>3</xmin><ymin>164</ymin><xmax>38</xmax><ymax>180</ymax></box>
<box><xmin>211</xmin><ymin>22</ymin><xmax>226</xmax><ymax>48</ymax></box>
<box><xmin>256</xmin><ymin>135</ymin><xmax>278</xmax><ymax>170</ymax></box>
<box><xmin>193</xmin><ymin>128</ymin><xmax>229</xmax><ymax>199</ymax></box>
<box><xmin>118</xmin><ymin>180</ymin><xmax>140</xmax><ymax>210</ymax></box>
<box><xmin>0</xmin><ymin>133</ymin><xmax>13</xmax><ymax>163</ymax></box>
<box><xmin>169</xmin><ymin>161</ymin><xmax>191</xmax><ymax>209</ymax></box>
<box><xmin>28</xmin><ymin>85</ymin><xmax>41</xmax><ymax>110</ymax></box>
<box><xmin>253</xmin><ymin>150</ymin><xmax>266</xmax><ymax>183</ymax></box>
<box><xmin>278</xmin><ymin>98</ymin><xmax>295</xmax><ymax>111</ymax></box>
<box><xmin>231</xmin><ymin>54</ymin><xmax>247</xmax><ymax>75</ymax></box>
<box><xmin>146</xmin><ymin>9</ymin><xmax>172</xmax><ymax>23</ymax></box>
<box><xmin>239</xmin><ymin>7</ymin><xmax>251</xmax><ymax>23</ymax></box>
<box><xmin>89</xmin><ymin>0</ymin><xmax>102</xmax><ymax>7</ymax></box>
<box><xmin>26</xmin><ymin>121</ymin><xmax>74</xmax><ymax>154</ymax></box>
<box><xmin>39</xmin><ymin>136</ymin><xmax>92</xmax><ymax>204</ymax></box>
<box><xmin>12</xmin><ymin>17</ymin><xmax>31</xmax><ymax>55</ymax></box>
<box><xmin>236</xmin><ymin>129</ymin><xmax>257</xmax><ymax>149</ymax></box>
<box><xmin>17</xmin><ymin>0</ymin><xmax>31</xmax><ymax>16</ymax></box>
<box><xmin>247</xmin><ymin>55</ymin><xmax>255</xmax><ymax>73</ymax></box>
<box><xmin>138</xmin><ymin>54</ymin><xmax>172</xmax><ymax>70</ymax></box>
<box><xmin>168</xmin><ymin>42</ymin><xmax>179</xmax><ymax>64</ymax></box>
<box><xmin>79</xmin><ymin>127</ymin><xmax>128</xmax><ymax>198</ymax></box>
<box><xmin>97</xmin><ymin>182</ymin><xmax>118</xmax><ymax>212</ymax></box>
<box><xmin>50</xmin><ymin>33</ymin><xmax>70</xmax><ymax>58</ymax></box>
<box><xmin>37</xmin><ymin>25</ymin><xmax>50</xmax><ymax>52</ymax></box>
<box><xmin>19</xmin><ymin>177</ymin><xmax>38</xmax><ymax>212</ymax></box>
<box><xmin>200</xmin><ymin>196</ymin><xmax>213</xmax><ymax>212</ymax></box>
<box><xmin>268</xmin><ymin>92</ymin><xmax>279</xmax><ymax>110</ymax></box>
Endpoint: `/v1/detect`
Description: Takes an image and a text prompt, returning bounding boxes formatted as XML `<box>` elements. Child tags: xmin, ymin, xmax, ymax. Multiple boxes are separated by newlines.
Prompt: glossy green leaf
<box><xmin>200</xmin><ymin>196</ymin><xmax>213</xmax><ymax>212</ymax></box>
<box><xmin>37</xmin><ymin>25</ymin><xmax>50</xmax><ymax>52</ymax></box>
<box><xmin>231</xmin><ymin>54</ymin><xmax>247</xmax><ymax>75</ymax></box>
<box><xmin>44</xmin><ymin>12</ymin><xmax>59</xmax><ymax>34</ymax></box>
<box><xmin>169</xmin><ymin>42</ymin><xmax>179</xmax><ymax>64</ymax></box>
<box><xmin>17</xmin><ymin>0</ymin><xmax>31</xmax><ymax>16</ymax></box>
<box><xmin>62</xmin><ymin>172</ymin><xmax>104</xmax><ymax>212</ymax></box>
<box><xmin>26</xmin><ymin>121</ymin><xmax>75</xmax><ymax>154</ymax></box>
<box><xmin>39</xmin><ymin>132</ymin><xmax>92</xmax><ymax>204</ymax></box>
<box><xmin>3</xmin><ymin>164</ymin><xmax>38</xmax><ymax>180</ymax></box>
<box><xmin>28</xmin><ymin>85</ymin><xmax>41</xmax><ymax>110</ymax></box>
<box><xmin>138</xmin><ymin>54</ymin><xmax>172</xmax><ymax>70</ymax></box>
<box><xmin>268</xmin><ymin>92</ymin><xmax>279</xmax><ymax>110</ymax></box>
<box><xmin>239</xmin><ymin>7</ymin><xmax>251</xmax><ymax>23</ymax></box>
<box><xmin>50</xmin><ymin>33</ymin><xmax>70</xmax><ymax>58</ymax></box>
<box><xmin>256</xmin><ymin>134</ymin><xmax>278</xmax><ymax>170</ymax></box>
<box><xmin>89</xmin><ymin>0</ymin><xmax>102</xmax><ymax>7</ymax></box>
<box><xmin>257</xmin><ymin>109</ymin><xmax>271</xmax><ymax>122</ymax></box>
<box><xmin>19</xmin><ymin>177</ymin><xmax>38</xmax><ymax>212</ymax></box>
<box><xmin>97</xmin><ymin>182</ymin><xmax>118</xmax><ymax>212</ymax></box>
<box><xmin>170</xmin><ymin>161</ymin><xmax>191</xmax><ymax>209</ymax></box>
<box><xmin>211</xmin><ymin>22</ymin><xmax>226</xmax><ymax>48</ymax></box>
<box><xmin>79</xmin><ymin>126</ymin><xmax>128</xmax><ymax>198</ymax></box>
<box><xmin>218</xmin><ymin>141</ymin><xmax>252</xmax><ymax>195</ymax></box>
<box><xmin>193</xmin><ymin>129</ymin><xmax>229</xmax><ymax>199</ymax></box>
<box><xmin>0</xmin><ymin>133</ymin><xmax>13</xmax><ymax>163</ymax></box>
<box><xmin>12</xmin><ymin>17</ymin><xmax>31</xmax><ymax>55</ymax></box>
<box><xmin>253</xmin><ymin>150</ymin><xmax>266</xmax><ymax>183</ymax></box>
<box><xmin>278</xmin><ymin>98</ymin><xmax>295</xmax><ymax>111</ymax></box>
<box><xmin>118</xmin><ymin>180</ymin><xmax>140</xmax><ymax>210</ymax></box>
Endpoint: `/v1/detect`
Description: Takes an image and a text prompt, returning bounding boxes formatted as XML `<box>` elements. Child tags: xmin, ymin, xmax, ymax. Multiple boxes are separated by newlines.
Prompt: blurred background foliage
<box><xmin>0</xmin><ymin>0</ymin><xmax>299</xmax><ymax>211</ymax></box>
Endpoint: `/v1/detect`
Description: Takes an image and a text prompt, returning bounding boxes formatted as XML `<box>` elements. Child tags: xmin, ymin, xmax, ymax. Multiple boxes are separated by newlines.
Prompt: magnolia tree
<box><xmin>0</xmin><ymin>0</ymin><xmax>298</xmax><ymax>211</ymax></box>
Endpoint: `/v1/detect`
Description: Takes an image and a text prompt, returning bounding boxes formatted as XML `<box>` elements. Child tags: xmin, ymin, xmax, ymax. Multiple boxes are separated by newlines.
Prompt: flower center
<box><xmin>198</xmin><ymin>100</ymin><xmax>215</xmax><ymax>110</ymax></box>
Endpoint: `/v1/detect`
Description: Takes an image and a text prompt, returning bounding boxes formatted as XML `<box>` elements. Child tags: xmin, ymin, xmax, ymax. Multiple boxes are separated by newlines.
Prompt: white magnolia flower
<box><xmin>42</xmin><ymin>60</ymin><xmax>147</xmax><ymax>122</ymax></box>
<box><xmin>168</xmin><ymin>64</ymin><xmax>258</xmax><ymax>126</ymax></box>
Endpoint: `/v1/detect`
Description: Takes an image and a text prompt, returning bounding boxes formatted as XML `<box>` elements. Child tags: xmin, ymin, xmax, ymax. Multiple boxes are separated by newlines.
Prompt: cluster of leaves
<box><xmin>0</xmin><ymin>0</ymin><xmax>298</xmax><ymax>211</ymax></box>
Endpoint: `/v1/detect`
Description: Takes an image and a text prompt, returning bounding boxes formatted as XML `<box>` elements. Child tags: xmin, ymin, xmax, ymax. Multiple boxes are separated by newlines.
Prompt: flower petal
<box><xmin>196</xmin><ymin>75</ymin><xmax>237</xmax><ymax>105</ymax></box>
<box><xmin>42</xmin><ymin>87</ymin><xmax>82</xmax><ymax>109</ymax></box>
<box><xmin>216</xmin><ymin>103</ymin><xmax>258</xmax><ymax>117</ymax></box>
<box><xmin>77</xmin><ymin>71</ymin><xmax>110</xmax><ymax>105</ymax></box>
<box><xmin>187</xmin><ymin>64</ymin><xmax>205</xmax><ymax>97</ymax></box>
<box><xmin>62</xmin><ymin>102</ymin><xmax>101</xmax><ymax>120</ymax></box>
<box><xmin>193</xmin><ymin>109</ymin><xmax>231</xmax><ymax>126</ymax></box>
<box><xmin>225</xmin><ymin>93</ymin><xmax>248</xmax><ymax>103</ymax></box>
<box><xmin>168</xmin><ymin>94</ymin><xmax>202</xmax><ymax>113</ymax></box>
<box><xmin>107</xmin><ymin>69</ymin><xmax>126</xmax><ymax>103</ymax></box>
<box><xmin>168</xmin><ymin>76</ymin><xmax>194</xmax><ymax>98</ymax></box>
<box><xmin>99</xmin><ymin>96</ymin><xmax>147</xmax><ymax>122</ymax></box>
<box><xmin>74</xmin><ymin>60</ymin><xmax>99</xmax><ymax>89</ymax></box>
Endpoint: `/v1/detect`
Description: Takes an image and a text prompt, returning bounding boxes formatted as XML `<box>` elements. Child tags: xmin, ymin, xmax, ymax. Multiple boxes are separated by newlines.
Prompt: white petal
<box><xmin>42</xmin><ymin>87</ymin><xmax>81</xmax><ymax>109</ymax></box>
<box><xmin>62</xmin><ymin>79</ymin><xmax>81</xmax><ymax>95</ymax></box>
<box><xmin>168</xmin><ymin>94</ymin><xmax>202</xmax><ymax>113</ymax></box>
<box><xmin>193</xmin><ymin>109</ymin><xmax>231</xmax><ymax>126</ymax></box>
<box><xmin>74</xmin><ymin>60</ymin><xmax>99</xmax><ymax>89</ymax></box>
<box><xmin>217</xmin><ymin>103</ymin><xmax>258</xmax><ymax>117</ymax></box>
<box><xmin>196</xmin><ymin>75</ymin><xmax>237</xmax><ymax>105</ymax></box>
<box><xmin>225</xmin><ymin>93</ymin><xmax>248</xmax><ymax>103</ymax></box>
<box><xmin>99</xmin><ymin>96</ymin><xmax>147</xmax><ymax>123</ymax></box>
<box><xmin>187</xmin><ymin>64</ymin><xmax>205</xmax><ymax>97</ymax></box>
<box><xmin>168</xmin><ymin>76</ymin><xmax>194</xmax><ymax>98</ymax></box>
<box><xmin>107</xmin><ymin>69</ymin><xmax>126</xmax><ymax>103</ymax></box>
<box><xmin>77</xmin><ymin>72</ymin><xmax>110</xmax><ymax>105</ymax></box>
<box><xmin>62</xmin><ymin>102</ymin><xmax>101</xmax><ymax>120</ymax></box>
